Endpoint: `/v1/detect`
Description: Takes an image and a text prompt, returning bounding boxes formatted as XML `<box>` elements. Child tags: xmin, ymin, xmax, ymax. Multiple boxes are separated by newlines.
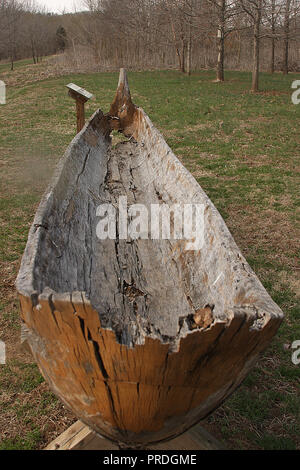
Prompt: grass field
<box><xmin>0</xmin><ymin>60</ymin><xmax>299</xmax><ymax>450</ymax></box>
<box><xmin>0</xmin><ymin>58</ymin><xmax>34</xmax><ymax>73</ymax></box>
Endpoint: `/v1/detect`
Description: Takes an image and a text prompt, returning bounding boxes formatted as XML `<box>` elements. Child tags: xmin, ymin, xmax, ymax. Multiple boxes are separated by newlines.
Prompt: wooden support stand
<box><xmin>45</xmin><ymin>420</ymin><xmax>224</xmax><ymax>451</ymax></box>
<box><xmin>66</xmin><ymin>83</ymin><xmax>93</xmax><ymax>133</ymax></box>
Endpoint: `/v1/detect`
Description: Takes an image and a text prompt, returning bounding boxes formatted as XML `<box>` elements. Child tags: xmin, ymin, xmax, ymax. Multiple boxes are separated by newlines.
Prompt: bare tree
<box><xmin>2</xmin><ymin>0</ymin><xmax>299</xmax><ymax>77</ymax></box>
<box><xmin>208</xmin><ymin>0</ymin><xmax>239</xmax><ymax>81</ymax></box>
<box><xmin>266</xmin><ymin>0</ymin><xmax>300</xmax><ymax>74</ymax></box>
<box><xmin>266</xmin><ymin>0</ymin><xmax>283</xmax><ymax>73</ymax></box>
<box><xmin>1</xmin><ymin>0</ymin><xmax>23</xmax><ymax>70</ymax></box>
<box><xmin>176</xmin><ymin>0</ymin><xmax>198</xmax><ymax>75</ymax></box>
<box><xmin>282</xmin><ymin>0</ymin><xmax>292</xmax><ymax>72</ymax></box>
<box><xmin>239</xmin><ymin>0</ymin><xmax>264</xmax><ymax>92</ymax></box>
<box><xmin>267</xmin><ymin>0</ymin><xmax>282</xmax><ymax>72</ymax></box>
<box><xmin>215</xmin><ymin>0</ymin><xmax>226</xmax><ymax>80</ymax></box>
<box><xmin>182</xmin><ymin>0</ymin><xmax>240</xmax><ymax>81</ymax></box>
<box><xmin>280</xmin><ymin>0</ymin><xmax>300</xmax><ymax>73</ymax></box>
<box><xmin>162</xmin><ymin>0</ymin><xmax>188</xmax><ymax>72</ymax></box>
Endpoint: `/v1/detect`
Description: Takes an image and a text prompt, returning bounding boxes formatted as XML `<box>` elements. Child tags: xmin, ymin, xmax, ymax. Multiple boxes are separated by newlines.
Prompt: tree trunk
<box><xmin>181</xmin><ymin>40</ymin><xmax>185</xmax><ymax>73</ymax></box>
<box><xmin>251</xmin><ymin>3</ymin><xmax>262</xmax><ymax>92</ymax></box>
<box><xmin>270</xmin><ymin>0</ymin><xmax>276</xmax><ymax>73</ymax></box>
<box><xmin>270</xmin><ymin>37</ymin><xmax>275</xmax><ymax>73</ymax></box>
<box><xmin>175</xmin><ymin>47</ymin><xmax>182</xmax><ymax>72</ymax></box>
<box><xmin>31</xmin><ymin>39</ymin><xmax>36</xmax><ymax>64</ymax></box>
<box><xmin>217</xmin><ymin>30</ymin><xmax>225</xmax><ymax>81</ymax></box>
<box><xmin>216</xmin><ymin>0</ymin><xmax>225</xmax><ymax>82</ymax></box>
<box><xmin>252</xmin><ymin>29</ymin><xmax>259</xmax><ymax>92</ymax></box>
<box><xmin>237</xmin><ymin>31</ymin><xmax>241</xmax><ymax>66</ymax></box>
<box><xmin>283</xmin><ymin>0</ymin><xmax>291</xmax><ymax>75</ymax></box>
<box><xmin>187</xmin><ymin>33</ymin><xmax>192</xmax><ymax>76</ymax></box>
<box><xmin>169</xmin><ymin>12</ymin><xmax>182</xmax><ymax>72</ymax></box>
<box><xmin>283</xmin><ymin>38</ymin><xmax>289</xmax><ymax>74</ymax></box>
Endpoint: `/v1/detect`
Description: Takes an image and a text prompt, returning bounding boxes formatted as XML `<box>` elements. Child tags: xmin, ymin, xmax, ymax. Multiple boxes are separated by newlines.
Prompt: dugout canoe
<box><xmin>16</xmin><ymin>69</ymin><xmax>284</xmax><ymax>448</ymax></box>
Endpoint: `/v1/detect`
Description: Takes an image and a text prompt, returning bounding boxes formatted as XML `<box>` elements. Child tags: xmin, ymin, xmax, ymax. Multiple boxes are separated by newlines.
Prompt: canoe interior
<box><xmin>17</xmin><ymin>108</ymin><xmax>282</xmax><ymax>349</ymax></box>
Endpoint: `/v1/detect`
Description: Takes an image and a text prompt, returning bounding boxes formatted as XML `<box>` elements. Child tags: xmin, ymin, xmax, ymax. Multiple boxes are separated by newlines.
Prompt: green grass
<box><xmin>0</xmin><ymin>63</ymin><xmax>299</xmax><ymax>449</ymax></box>
<box><xmin>0</xmin><ymin>428</ymin><xmax>42</xmax><ymax>450</ymax></box>
<box><xmin>0</xmin><ymin>58</ymin><xmax>34</xmax><ymax>73</ymax></box>
<box><xmin>257</xmin><ymin>434</ymin><xmax>296</xmax><ymax>450</ymax></box>
<box><xmin>0</xmin><ymin>361</ymin><xmax>44</xmax><ymax>394</ymax></box>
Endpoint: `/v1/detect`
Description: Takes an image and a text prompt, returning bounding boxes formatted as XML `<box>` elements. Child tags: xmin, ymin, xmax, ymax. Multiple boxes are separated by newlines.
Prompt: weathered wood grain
<box><xmin>16</xmin><ymin>69</ymin><xmax>284</xmax><ymax>448</ymax></box>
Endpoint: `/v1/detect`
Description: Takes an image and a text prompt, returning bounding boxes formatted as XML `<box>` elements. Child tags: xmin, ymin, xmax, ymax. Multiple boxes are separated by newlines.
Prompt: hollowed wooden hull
<box><xmin>16</xmin><ymin>70</ymin><xmax>284</xmax><ymax>447</ymax></box>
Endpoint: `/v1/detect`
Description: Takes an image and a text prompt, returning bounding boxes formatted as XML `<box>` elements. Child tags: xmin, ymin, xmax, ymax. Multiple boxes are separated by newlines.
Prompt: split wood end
<box><xmin>192</xmin><ymin>306</ymin><xmax>214</xmax><ymax>329</ymax></box>
<box><xmin>109</xmin><ymin>69</ymin><xmax>137</xmax><ymax>136</ymax></box>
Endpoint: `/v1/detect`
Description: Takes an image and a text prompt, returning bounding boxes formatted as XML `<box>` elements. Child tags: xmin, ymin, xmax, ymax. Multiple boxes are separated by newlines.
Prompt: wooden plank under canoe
<box><xmin>45</xmin><ymin>420</ymin><xmax>224</xmax><ymax>450</ymax></box>
<box><xmin>16</xmin><ymin>69</ymin><xmax>284</xmax><ymax>448</ymax></box>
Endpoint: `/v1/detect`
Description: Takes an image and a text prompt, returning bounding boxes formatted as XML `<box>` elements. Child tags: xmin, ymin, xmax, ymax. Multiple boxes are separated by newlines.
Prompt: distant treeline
<box><xmin>0</xmin><ymin>1</ymin><xmax>68</xmax><ymax>68</ymax></box>
<box><xmin>1</xmin><ymin>0</ymin><xmax>300</xmax><ymax>91</ymax></box>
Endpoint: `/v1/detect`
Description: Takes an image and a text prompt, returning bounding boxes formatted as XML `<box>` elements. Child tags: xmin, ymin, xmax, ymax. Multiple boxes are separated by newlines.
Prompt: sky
<box><xmin>37</xmin><ymin>0</ymin><xmax>88</xmax><ymax>14</ymax></box>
